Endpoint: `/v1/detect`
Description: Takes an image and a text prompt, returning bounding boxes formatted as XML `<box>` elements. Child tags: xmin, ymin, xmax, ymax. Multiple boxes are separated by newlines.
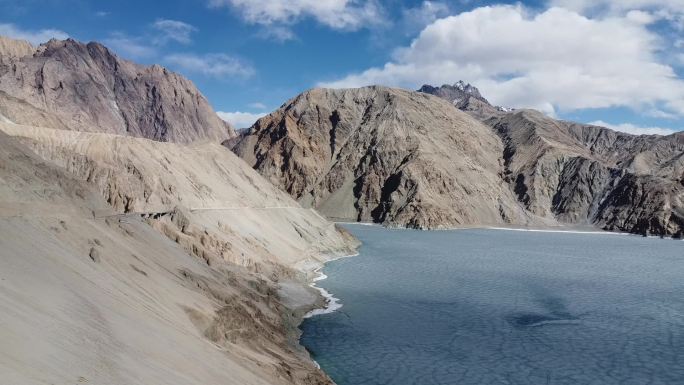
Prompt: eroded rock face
<box><xmin>0</xmin><ymin>37</ymin><xmax>234</xmax><ymax>143</ymax></box>
<box><xmin>486</xmin><ymin>109</ymin><xmax>684</xmax><ymax>237</ymax></box>
<box><xmin>232</xmin><ymin>86</ymin><xmax>533</xmax><ymax>229</ymax></box>
<box><xmin>234</xmin><ymin>84</ymin><xmax>684</xmax><ymax>237</ymax></box>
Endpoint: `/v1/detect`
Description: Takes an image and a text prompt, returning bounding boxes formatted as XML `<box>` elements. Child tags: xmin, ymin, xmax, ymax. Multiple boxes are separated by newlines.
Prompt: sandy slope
<box><xmin>0</xmin><ymin>126</ymin><xmax>357</xmax><ymax>384</ymax></box>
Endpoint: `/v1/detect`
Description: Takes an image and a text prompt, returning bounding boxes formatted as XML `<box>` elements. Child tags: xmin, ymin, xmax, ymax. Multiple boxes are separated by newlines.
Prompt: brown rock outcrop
<box><xmin>232</xmin><ymin>86</ymin><xmax>535</xmax><ymax>229</ymax></box>
<box><xmin>421</xmin><ymin>84</ymin><xmax>684</xmax><ymax>237</ymax></box>
<box><xmin>0</xmin><ymin>37</ymin><xmax>234</xmax><ymax>143</ymax></box>
<box><xmin>234</xmin><ymin>84</ymin><xmax>683</xmax><ymax>236</ymax></box>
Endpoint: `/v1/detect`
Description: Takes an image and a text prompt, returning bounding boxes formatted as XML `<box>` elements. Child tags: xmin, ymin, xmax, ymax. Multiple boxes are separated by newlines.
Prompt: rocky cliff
<box><xmin>232</xmin><ymin>86</ymin><xmax>536</xmax><ymax>229</ymax></box>
<box><xmin>420</xmin><ymin>83</ymin><xmax>684</xmax><ymax>237</ymax></box>
<box><xmin>233</xmin><ymin>85</ymin><xmax>683</xmax><ymax>237</ymax></box>
<box><xmin>488</xmin><ymin>110</ymin><xmax>684</xmax><ymax>237</ymax></box>
<box><xmin>0</xmin><ymin>37</ymin><xmax>234</xmax><ymax>143</ymax></box>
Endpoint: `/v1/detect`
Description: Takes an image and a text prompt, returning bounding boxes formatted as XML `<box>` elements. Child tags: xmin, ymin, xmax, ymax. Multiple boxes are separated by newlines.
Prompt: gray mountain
<box><xmin>232</xmin><ymin>86</ymin><xmax>537</xmax><ymax>229</ymax></box>
<box><xmin>0</xmin><ymin>37</ymin><xmax>234</xmax><ymax>143</ymax></box>
<box><xmin>418</xmin><ymin>80</ymin><xmax>487</xmax><ymax>102</ymax></box>
<box><xmin>418</xmin><ymin>80</ymin><xmax>510</xmax><ymax>118</ymax></box>
<box><xmin>232</xmin><ymin>85</ymin><xmax>684</xmax><ymax>237</ymax></box>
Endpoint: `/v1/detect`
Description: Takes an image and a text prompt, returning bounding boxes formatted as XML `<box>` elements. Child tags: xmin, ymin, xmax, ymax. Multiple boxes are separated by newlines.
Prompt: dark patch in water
<box><xmin>508</xmin><ymin>312</ymin><xmax>579</xmax><ymax>328</ymax></box>
<box><xmin>508</xmin><ymin>296</ymin><xmax>579</xmax><ymax>328</ymax></box>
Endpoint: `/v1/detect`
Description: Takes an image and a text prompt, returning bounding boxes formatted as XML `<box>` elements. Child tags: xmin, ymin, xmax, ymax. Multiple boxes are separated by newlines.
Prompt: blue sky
<box><xmin>1</xmin><ymin>0</ymin><xmax>683</xmax><ymax>133</ymax></box>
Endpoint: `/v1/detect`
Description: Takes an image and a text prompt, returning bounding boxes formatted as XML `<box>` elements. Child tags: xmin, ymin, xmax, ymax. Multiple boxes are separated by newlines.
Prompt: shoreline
<box><xmin>295</xmin><ymin>221</ymin><xmax>682</xmax><ymax>382</ymax></box>
<box><xmin>335</xmin><ymin>221</ymin><xmax>683</xmax><ymax>240</ymax></box>
<box><xmin>294</xmin><ymin>250</ymin><xmax>360</xmax><ymax>377</ymax></box>
<box><xmin>303</xmin><ymin>251</ymin><xmax>359</xmax><ymax>319</ymax></box>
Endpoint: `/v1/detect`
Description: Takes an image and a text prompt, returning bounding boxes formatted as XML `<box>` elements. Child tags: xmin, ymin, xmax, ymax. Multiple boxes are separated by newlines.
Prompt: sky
<box><xmin>1</xmin><ymin>0</ymin><xmax>683</xmax><ymax>133</ymax></box>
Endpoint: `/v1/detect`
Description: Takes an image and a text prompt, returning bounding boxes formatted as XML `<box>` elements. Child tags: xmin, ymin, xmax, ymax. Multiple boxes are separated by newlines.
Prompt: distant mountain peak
<box><xmin>418</xmin><ymin>80</ymin><xmax>487</xmax><ymax>104</ymax></box>
<box><xmin>418</xmin><ymin>81</ymin><xmax>515</xmax><ymax>117</ymax></box>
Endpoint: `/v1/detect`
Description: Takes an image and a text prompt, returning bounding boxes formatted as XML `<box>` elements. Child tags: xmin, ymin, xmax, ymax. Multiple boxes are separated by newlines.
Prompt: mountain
<box><xmin>232</xmin><ymin>85</ymin><xmax>684</xmax><ymax>237</ymax></box>
<box><xmin>417</xmin><ymin>80</ymin><xmax>488</xmax><ymax>106</ymax></box>
<box><xmin>232</xmin><ymin>86</ymin><xmax>536</xmax><ymax>229</ymax></box>
<box><xmin>0</xmin><ymin>37</ymin><xmax>234</xmax><ymax>143</ymax></box>
<box><xmin>489</xmin><ymin>110</ymin><xmax>684</xmax><ymax>237</ymax></box>
<box><xmin>421</xmin><ymin>82</ymin><xmax>684</xmax><ymax>237</ymax></box>
<box><xmin>0</xmin><ymin>118</ymin><xmax>356</xmax><ymax>385</ymax></box>
<box><xmin>418</xmin><ymin>81</ymin><xmax>510</xmax><ymax>118</ymax></box>
<box><xmin>0</xmin><ymin>37</ymin><xmax>358</xmax><ymax>385</ymax></box>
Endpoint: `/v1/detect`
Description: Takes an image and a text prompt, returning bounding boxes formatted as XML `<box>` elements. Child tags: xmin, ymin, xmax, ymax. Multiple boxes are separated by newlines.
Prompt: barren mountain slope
<box><xmin>421</xmin><ymin>83</ymin><xmax>684</xmax><ymax>237</ymax></box>
<box><xmin>489</xmin><ymin>110</ymin><xmax>684</xmax><ymax>236</ymax></box>
<box><xmin>2</xmin><ymin>121</ymin><xmax>356</xmax><ymax>269</ymax></box>
<box><xmin>232</xmin><ymin>86</ymin><xmax>536</xmax><ymax>229</ymax></box>
<box><xmin>0</xmin><ymin>125</ymin><xmax>357</xmax><ymax>385</ymax></box>
<box><xmin>0</xmin><ymin>37</ymin><xmax>234</xmax><ymax>143</ymax></box>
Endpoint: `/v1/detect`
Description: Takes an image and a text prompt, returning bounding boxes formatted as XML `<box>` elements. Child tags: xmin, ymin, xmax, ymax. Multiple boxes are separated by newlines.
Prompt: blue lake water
<box><xmin>300</xmin><ymin>225</ymin><xmax>684</xmax><ymax>385</ymax></box>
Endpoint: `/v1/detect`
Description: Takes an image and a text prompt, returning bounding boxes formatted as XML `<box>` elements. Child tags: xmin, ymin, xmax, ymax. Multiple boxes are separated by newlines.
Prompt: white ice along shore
<box><xmin>304</xmin><ymin>252</ymin><xmax>359</xmax><ymax>318</ymax></box>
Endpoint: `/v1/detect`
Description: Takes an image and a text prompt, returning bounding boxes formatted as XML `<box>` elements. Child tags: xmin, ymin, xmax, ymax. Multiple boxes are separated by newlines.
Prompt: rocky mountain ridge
<box><xmin>233</xmin><ymin>84</ymin><xmax>684</xmax><ymax>237</ymax></box>
<box><xmin>0</xmin><ymin>37</ymin><xmax>234</xmax><ymax>143</ymax></box>
<box><xmin>0</xmin><ymin>36</ymin><xmax>356</xmax><ymax>385</ymax></box>
<box><xmin>232</xmin><ymin>86</ymin><xmax>540</xmax><ymax>229</ymax></box>
<box><xmin>418</xmin><ymin>81</ymin><xmax>513</xmax><ymax>117</ymax></box>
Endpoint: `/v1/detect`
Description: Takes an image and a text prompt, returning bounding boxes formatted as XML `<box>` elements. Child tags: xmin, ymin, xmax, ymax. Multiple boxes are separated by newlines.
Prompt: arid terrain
<box><xmin>0</xmin><ymin>32</ymin><xmax>682</xmax><ymax>385</ymax></box>
<box><xmin>232</xmin><ymin>83</ymin><xmax>684</xmax><ymax>237</ymax></box>
<box><xmin>0</xmin><ymin>36</ymin><xmax>357</xmax><ymax>385</ymax></box>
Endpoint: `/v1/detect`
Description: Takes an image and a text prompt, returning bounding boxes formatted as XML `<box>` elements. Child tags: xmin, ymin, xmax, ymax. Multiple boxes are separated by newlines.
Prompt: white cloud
<box><xmin>319</xmin><ymin>5</ymin><xmax>684</xmax><ymax>117</ymax></box>
<box><xmin>401</xmin><ymin>1</ymin><xmax>450</xmax><ymax>34</ymax></box>
<box><xmin>549</xmin><ymin>0</ymin><xmax>684</xmax><ymax>33</ymax></box>
<box><xmin>548</xmin><ymin>0</ymin><xmax>684</xmax><ymax>15</ymax></box>
<box><xmin>256</xmin><ymin>25</ymin><xmax>296</xmax><ymax>42</ymax></box>
<box><xmin>248</xmin><ymin>102</ymin><xmax>267</xmax><ymax>109</ymax></box>
<box><xmin>589</xmin><ymin>120</ymin><xmax>677</xmax><ymax>136</ymax></box>
<box><xmin>0</xmin><ymin>23</ymin><xmax>68</xmax><ymax>45</ymax></box>
<box><xmin>104</xmin><ymin>32</ymin><xmax>157</xmax><ymax>59</ymax></box>
<box><xmin>164</xmin><ymin>53</ymin><xmax>254</xmax><ymax>79</ymax></box>
<box><xmin>152</xmin><ymin>19</ymin><xmax>197</xmax><ymax>44</ymax></box>
<box><xmin>217</xmin><ymin>111</ymin><xmax>267</xmax><ymax>128</ymax></box>
<box><xmin>103</xmin><ymin>20</ymin><xmax>198</xmax><ymax>60</ymax></box>
<box><xmin>208</xmin><ymin>0</ymin><xmax>384</xmax><ymax>31</ymax></box>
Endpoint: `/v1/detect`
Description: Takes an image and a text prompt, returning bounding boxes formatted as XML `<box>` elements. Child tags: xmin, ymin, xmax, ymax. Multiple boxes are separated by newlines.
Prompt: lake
<box><xmin>300</xmin><ymin>225</ymin><xmax>684</xmax><ymax>385</ymax></box>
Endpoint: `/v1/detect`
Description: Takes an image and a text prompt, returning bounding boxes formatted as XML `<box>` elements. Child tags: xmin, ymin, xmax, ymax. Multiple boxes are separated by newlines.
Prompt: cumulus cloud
<box><xmin>589</xmin><ymin>120</ymin><xmax>677</xmax><ymax>136</ymax></box>
<box><xmin>401</xmin><ymin>1</ymin><xmax>450</xmax><ymax>34</ymax></box>
<box><xmin>248</xmin><ymin>102</ymin><xmax>267</xmax><ymax>109</ymax></box>
<box><xmin>550</xmin><ymin>0</ymin><xmax>684</xmax><ymax>34</ymax></box>
<box><xmin>208</xmin><ymin>0</ymin><xmax>384</xmax><ymax>31</ymax></box>
<box><xmin>319</xmin><ymin>5</ymin><xmax>684</xmax><ymax>117</ymax></box>
<box><xmin>548</xmin><ymin>0</ymin><xmax>684</xmax><ymax>15</ymax></box>
<box><xmin>164</xmin><ymin>53</ymin><xmax>254</xmax><ymax>79</ymax></box>
<box><xmin>0</xmin><ymin>23</ymin><xmax>68</xmax><ymax>45</ymax></box>
<box><xmin>104</xmin><ymin>19</ymin><xmax>198</xmax><ymax>59</ymax></box>
<box><xmin>104</xmin><ymin>32</ymin><xmax>157</xmax><ymax>59</ymax></box>
<box><xmin>217</xmin><ymin>111</ymin><xmax>267</xmax><ymax>128</ymax></box>
<box><xmin>152</xmin><ymin>19</ymin><xmax>197</xmax><ymax>44</ymax></box>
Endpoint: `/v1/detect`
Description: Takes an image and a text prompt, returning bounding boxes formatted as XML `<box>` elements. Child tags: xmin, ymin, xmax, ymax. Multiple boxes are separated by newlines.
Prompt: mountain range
<box><xmin>0</xmin><ymin>35</ymin><xmax>682</xmax><ymax>385</ymax></box>
<box><xmin>232</xmin><ymin>82</ymin><xmax>684</xmax><ymax>237</ymax></box>
<box><xmin>0</xmin><ymin>36</ymin><xmax>354</xmax><ymax>385</ymax></box>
